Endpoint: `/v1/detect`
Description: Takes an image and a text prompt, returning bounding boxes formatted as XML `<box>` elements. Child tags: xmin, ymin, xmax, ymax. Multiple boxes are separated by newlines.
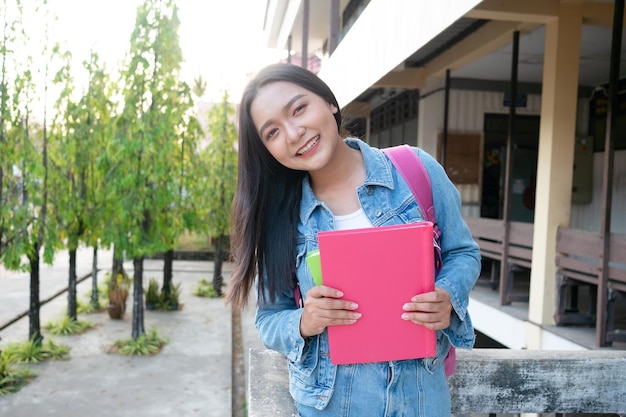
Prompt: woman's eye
<box><xmin>266</xmin><ymin>128</ymin><xmax>278</xmax><ymax>140</ymax></box>
<box><xmin>293</xmin><ymin>104</ymin><xmax>306</xmax><ymax>115</ymax></box>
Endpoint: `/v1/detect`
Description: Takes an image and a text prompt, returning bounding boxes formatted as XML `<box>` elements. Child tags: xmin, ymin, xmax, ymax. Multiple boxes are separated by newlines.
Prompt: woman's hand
<box><xmin>299</xmin><ymin>285</ymin><xmax>361</xmax><ymax>338</ymax></box>
<box><xmin>401</xmin><ymin>287</ymin><xmax>452</xmax><ymax>330</ymax></box>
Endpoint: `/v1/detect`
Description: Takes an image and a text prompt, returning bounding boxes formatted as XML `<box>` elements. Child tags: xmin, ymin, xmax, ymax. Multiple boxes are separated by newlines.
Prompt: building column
<box><xmin>526</xmin><ymin>2</ymin><xmax>582</xmax><ymax>349</ymax></box>
<box><xmin>301</xmin><ymin>0</ymin><xmax>310</xmax><ymax>69</ymax></box>
<box><xmin>417</xmin><ymin>78</ymin><xmax>445</xmax><ymax>157</ymax></box>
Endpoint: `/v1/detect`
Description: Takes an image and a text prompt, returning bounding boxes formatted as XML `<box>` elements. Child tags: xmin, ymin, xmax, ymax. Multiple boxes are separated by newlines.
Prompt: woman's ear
<box><xmin>329</xmin><ymin>103</ymin><xmax>338</xmax><ymax>114</ymax></box>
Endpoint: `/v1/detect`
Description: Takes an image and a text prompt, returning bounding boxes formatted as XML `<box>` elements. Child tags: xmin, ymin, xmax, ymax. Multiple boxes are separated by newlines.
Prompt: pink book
<box><xmin>317</xmin><ymin>222</ymin><xmax>436</xmax><ymax>365</ymax></box>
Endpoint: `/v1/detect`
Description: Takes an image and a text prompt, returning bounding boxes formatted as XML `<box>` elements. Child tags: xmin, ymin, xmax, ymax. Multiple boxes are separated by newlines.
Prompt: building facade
<box><xmin>263</xmin><ymin>0</ymin><xmax>626</xmax><ymax>350</ymax></box>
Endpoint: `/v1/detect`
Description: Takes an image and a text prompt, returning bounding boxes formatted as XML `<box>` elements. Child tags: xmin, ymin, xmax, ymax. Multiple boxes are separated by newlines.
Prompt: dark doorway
<box><xmin>481</xmin><ymin>113</ymin><xmax>540</xmax><ymax>221</ymax></box>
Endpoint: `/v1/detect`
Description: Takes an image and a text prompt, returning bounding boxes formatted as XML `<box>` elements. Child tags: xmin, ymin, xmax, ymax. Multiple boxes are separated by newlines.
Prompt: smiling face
<box><xmin>250</xmin><ymin>81</ymin><xmax>342</xmax><ymax>172</ymax></box>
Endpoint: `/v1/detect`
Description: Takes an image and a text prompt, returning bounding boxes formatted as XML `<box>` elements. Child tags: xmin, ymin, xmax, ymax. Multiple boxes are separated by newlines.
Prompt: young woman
<box><xmin>227</xmin><ymin>63</ymin><xmax>480</xmax><ymax>417</ymax></box>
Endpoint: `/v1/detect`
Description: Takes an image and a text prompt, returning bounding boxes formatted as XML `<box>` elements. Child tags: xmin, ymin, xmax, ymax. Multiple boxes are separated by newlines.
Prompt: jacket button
<box><xmin>375</xmin><ymin>209</ymin><xmax>382</xmax><ymax>217</ymax></box>
<box><xmin>366</xmin><ymin>186</ymin><xmax>373</xmax><ymax>195</ymax></box>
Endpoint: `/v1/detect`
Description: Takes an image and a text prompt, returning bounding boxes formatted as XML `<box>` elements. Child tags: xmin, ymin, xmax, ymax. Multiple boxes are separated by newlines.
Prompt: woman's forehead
<box><xmin>251</xmin><ymin>82</ymin><xmax>309</xmax><ymax>120</ymax></box>
<box><xmin>256</xmin><ymin>81</ymin><xmax>307</xmax><ymax>100</ymax></box>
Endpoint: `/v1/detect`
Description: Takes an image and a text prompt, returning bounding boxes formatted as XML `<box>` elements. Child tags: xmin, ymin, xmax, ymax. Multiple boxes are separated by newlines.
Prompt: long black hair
<box><xmin>227</xmin><ymin>63</ymin><xmax>342</xmax><ymax>309</ymax></box>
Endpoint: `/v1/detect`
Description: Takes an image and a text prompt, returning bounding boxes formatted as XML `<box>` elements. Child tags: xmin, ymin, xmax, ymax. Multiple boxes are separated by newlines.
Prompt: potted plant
<box><xmin>145</xmin><ymin>278</ymin><xmax>160</xmax><ymax>311</ymax></box>
<box><xmin>107</xmin><ymin>273</ymin><xmax>130</xmax><ymax>319</ymax></box>
<box><xmin>107</xmin><ymin>287</ymin><xmax>128</xmax><ymax>319</ymax></box>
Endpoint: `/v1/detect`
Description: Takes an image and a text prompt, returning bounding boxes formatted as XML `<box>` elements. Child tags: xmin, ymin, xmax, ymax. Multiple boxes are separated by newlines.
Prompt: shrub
<box><xmin>0</xmin><ymin>350</ymin><xmax>34</xmax><ymax>396</ymax></box>
<box><xmin>193</xmin><ymin>278</ymin><xmax>220</xmax><ymax>298</ymax></box>
<box><xmin>112</xmin><ymin>328</ymin><xmax>169</xmax><ymax>356</ymax></box>
<box><xmin>45</xmin><ymin>316</ymin><xmax>95</xmax><ymax>336</ymax></box>
<box><xmin>145</xmin><ymin>278</ymin><xmax>160</xmax><ymax>308</ymax></box>
<box><xmin>3</xmin><ymin>337</ymin><xmax>70</xmax><ymax>364</ymax></box>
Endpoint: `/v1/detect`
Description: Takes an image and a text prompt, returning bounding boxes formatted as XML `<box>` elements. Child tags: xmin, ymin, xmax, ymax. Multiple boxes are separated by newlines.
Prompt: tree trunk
<box><xmin>131</xmin><ymin>256</ymin><xmax>145</xmax><ymax>340</ymax></box>
<box><xmin>111</xmin><ymin>245</ymin><xmax>126</xmax><ymax>286</ymax></box>
<box><xmin>213</xmin><ymin>235</ymin><xmax>225</xmax><ymax>297</ymax></box>
<box><xmin>28</xmin><ymin>246</ymin><xmax>42</xmax><ymax>343</ymax></box>
<box><xmin>91</xmin><ymin>246</ymin><xmax>100</xmax><ymax>309</ymax></box>
<box><xmin>162</xmin><ymin>248</ymin><xmax>173</xmax><ymax>297</ymax></box>
<box><xmin>67</xmin><ymin>248</ymin><xmax>77</xmax><ymax>320</ymax></box>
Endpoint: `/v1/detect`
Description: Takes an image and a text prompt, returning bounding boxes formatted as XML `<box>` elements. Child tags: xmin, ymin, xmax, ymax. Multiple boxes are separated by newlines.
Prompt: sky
<box><xmin>27</xmin><ymin>0</ymin><xmax>283</xmax><ymax>103</ymax></box>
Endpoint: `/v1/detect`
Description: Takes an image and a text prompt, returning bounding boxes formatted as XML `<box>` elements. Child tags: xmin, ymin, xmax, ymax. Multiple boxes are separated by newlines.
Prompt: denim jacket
<box><xmin>255</xmin><ymin>138</ymin><xmax>481</xmax><ymax>410</ymax></box>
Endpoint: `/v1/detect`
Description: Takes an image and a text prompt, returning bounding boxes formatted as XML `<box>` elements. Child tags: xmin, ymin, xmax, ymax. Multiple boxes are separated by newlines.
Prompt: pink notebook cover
<box><xmin>317</xmin><ymin>222</ymin><xmax>436</xmax><ymax>365</ymax></box>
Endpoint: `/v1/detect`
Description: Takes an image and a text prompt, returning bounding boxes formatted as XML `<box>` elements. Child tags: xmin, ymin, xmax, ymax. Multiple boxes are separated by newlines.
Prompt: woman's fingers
<box><xmin>299</xmin><ymin>285</ymin><xmax>361</xmax><ymax>337</ymax></box>
<box><xmin>401</xmin><ymin>287</ymin><xmax>452</xmax><ymax>330</ymax></box>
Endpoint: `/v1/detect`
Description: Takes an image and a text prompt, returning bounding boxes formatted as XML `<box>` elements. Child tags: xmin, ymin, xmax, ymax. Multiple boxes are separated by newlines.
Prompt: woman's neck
<box><xmin>309</xmin><ymin>143</ymin><xmax>365</xmax><ymax>216</ymax></box>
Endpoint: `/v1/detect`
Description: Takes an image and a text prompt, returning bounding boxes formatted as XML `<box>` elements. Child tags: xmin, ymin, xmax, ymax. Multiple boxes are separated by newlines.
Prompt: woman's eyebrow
<box><xmin>258</xmin><ymin>94</ymin><xmax>306</xmax><ymax>137</ymax></box>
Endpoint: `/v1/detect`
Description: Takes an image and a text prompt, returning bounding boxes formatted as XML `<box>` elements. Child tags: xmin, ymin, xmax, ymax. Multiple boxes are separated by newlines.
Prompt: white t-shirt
<box><xmin>333</xmin><ymin>207</ymin><xmax>374</xmax><ymax>230</ymax></box>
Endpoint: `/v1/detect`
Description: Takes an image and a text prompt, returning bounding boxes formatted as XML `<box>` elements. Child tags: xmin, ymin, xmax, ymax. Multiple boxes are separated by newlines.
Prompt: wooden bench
<box><xmin>463</xmin><ymin>217</ymin><xmax>504</xmax><ymax>289</ymax></box>
<box><xmin>555</xmin><ymin>226</ymin><xmax>626</xmax><ymax>344</ymax></box>
<box><xmin>464</xmin><ymin>217</ymin><xmax>533</xmax><ymax>305</ymax></box>
<box><xmin>502</xmin><ymin>221</ymin><xmax>534</xmax><ymax>305</ymax></box>
<box><xmin>248</xmin><ymin>348</ymin><xmax>626</xmax><ymax>416</ymax></box>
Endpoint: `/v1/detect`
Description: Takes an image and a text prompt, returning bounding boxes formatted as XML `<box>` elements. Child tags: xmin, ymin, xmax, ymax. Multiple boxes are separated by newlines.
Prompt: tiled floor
<box><xmin>470</xmin><ymin>265</ymin><xmax>626</xmax><ymax>351</ymax></box>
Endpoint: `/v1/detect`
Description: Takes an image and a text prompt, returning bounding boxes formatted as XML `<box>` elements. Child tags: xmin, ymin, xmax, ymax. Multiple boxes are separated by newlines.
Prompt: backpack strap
<box><xmin>383</xmin><ymin>145</ymin><xmax>442</xmax><ymax>272</ymax></box>
<box><xmin>383</xmin><ymin>144</ymin><xmax>455</xmax><ymax>377</ymax></box>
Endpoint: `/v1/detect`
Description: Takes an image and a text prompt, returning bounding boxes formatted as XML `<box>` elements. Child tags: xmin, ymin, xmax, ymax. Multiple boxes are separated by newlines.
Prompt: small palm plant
<box><xmin>145</xmin><ymin>278</ymin><xmax>160</xmax><ymax>310</ymax></box>
<box><xmin>0</xmin><ymin>350</ymin><xmax>34</xmax><ymax>395</ymax></box>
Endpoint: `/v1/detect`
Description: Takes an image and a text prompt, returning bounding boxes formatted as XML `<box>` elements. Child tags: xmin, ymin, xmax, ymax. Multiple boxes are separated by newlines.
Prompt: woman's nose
<box><xmin>285</xmin><ymin>123</ymin><xmax>305</xmax><ymax>142</ymax></box>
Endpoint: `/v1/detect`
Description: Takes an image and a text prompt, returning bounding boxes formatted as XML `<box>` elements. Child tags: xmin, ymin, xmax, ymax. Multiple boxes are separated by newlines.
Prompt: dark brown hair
<box><xmin>227</xmin><ymin>63</ymin><xmax>342</xmax><ymax>309</ymax></box>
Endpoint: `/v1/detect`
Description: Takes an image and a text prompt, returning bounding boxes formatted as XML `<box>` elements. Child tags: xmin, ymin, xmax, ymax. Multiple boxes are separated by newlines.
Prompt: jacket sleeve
<box><xmin>417</xmin><ymin>149</ymin><xmax>481</xmax><ymax>348</ymax></box>
<box><xmin>254</xmin><ymin>279</ymin><xmax>309</xmax><ymax>363</ymax></box>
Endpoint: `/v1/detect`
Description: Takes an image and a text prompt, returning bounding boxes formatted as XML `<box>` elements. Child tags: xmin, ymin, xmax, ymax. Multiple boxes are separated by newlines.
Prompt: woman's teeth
<box><xmin>297</xmin><ymin>136</ymin><xmax>319</xmax><ymax>155</ymax></box>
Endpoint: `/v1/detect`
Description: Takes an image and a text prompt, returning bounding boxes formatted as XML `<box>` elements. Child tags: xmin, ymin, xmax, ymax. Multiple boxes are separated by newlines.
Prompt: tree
<box><xmin>48</xmin><ymin>47</ymin><xmax>81</xmax><ymax>319</ymax></box>
<box><xmin>197</xmin><ymin>91</ymin><xmax>238</xmax><ymax>296</ymax></box>
<box><xmin>0</xmin><ymin>0</ymin><xmax>63</xmax><ymax>342</ymax></box>
<box><xmin>105</xmin><ymin>0</ymin><xmax>198</xmax><ymax>338</ymax></box>
<box><xmin>49</xmin><ymin>51</ymin><xmax>117</xmax><ymax>317</ymax></box>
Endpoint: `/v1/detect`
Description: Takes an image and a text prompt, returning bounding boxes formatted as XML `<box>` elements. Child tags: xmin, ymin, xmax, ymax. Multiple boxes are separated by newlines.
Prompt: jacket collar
<box><xmin>299</xmin><ymin>138</ymin><xmax>396</xmax><ymax>224</ymax></box>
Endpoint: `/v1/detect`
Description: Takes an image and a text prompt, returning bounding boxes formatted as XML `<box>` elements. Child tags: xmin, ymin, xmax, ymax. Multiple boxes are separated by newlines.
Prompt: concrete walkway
<box><xmin>0</xmin><ymin>247</ymin><xmax>263</xmax><ymax>417</ymax></box>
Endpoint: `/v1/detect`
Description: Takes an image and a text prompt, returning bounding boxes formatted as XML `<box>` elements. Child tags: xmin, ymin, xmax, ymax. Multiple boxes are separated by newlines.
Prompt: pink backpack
<box><xmin>383</xmin><ymin>145</ymin><xmax>456</xmax><ymax>377</ymax></box>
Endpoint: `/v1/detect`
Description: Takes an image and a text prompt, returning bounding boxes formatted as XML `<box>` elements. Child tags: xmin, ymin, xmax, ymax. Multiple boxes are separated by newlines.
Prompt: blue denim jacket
<box><xmin>255</xmin><ymin>138</ymin><xmax>481</xmax><ymax>410</ymax></box>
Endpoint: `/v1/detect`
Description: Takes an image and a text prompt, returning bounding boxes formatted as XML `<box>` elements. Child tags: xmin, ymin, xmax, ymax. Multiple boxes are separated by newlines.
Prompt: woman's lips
<box><xmin>296</xmin><ymin>135</ymin><xmax>320</xmax><ymax>156</ymax></box>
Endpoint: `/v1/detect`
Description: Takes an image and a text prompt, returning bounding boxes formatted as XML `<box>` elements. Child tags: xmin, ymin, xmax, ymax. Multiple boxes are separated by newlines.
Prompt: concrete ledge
<box><xmin>248</xmin><ymin>349</ymin><xmax>297</xmax><ymax>416</ymax></box>
<box><xmin>248</xmin><ymin>348</ymin><xmax>626</xmax><ymax>416</ymax></box>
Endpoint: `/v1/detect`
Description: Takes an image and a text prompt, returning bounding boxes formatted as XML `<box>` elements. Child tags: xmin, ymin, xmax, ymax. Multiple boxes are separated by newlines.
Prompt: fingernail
<box><xmin>350</xmin><ymin>303</ymin><xmax>358</xmax><ymax>309</ymax></box>
<box><xmin>401</xmin><ymin>313</ymin><xmax>409</xmax><ymax>320</ymax></box>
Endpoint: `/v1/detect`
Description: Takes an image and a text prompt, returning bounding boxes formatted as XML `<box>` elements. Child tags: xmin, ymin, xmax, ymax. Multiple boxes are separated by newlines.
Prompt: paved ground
<box><xmin>0</xmin><ymin>247</ymin><xmax>263</xmax><ymax>417</ymax></box>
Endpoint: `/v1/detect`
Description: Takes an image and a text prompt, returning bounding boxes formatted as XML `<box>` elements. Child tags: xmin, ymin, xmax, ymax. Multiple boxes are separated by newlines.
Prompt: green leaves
<box><xmin>0</xmin><ymin>351</ymin><xmax>35</xmax><ymax>396</ymax></box>
<box><xmin>44</xmin><ymin>316</ymin><xmax>95</xmax><ymax>336</ymax></box>
<box><xmin>104</xmin><ymin>0</ymin><xmax>199</xmax><ymax>260</ymax></box>
<box><xmin>2</xmin><ymin>336</ymin><xmax>70</xmax><ymax>364</ymax></box>
<box><xmin>112</xmin><ymin>328</ymin><xmax>168</xmax><ymax>356</ymax></box>
<box><xmin>194</xmin><ymin>92</ymin><xmax>238</xmax><ymax>239</ymax></box>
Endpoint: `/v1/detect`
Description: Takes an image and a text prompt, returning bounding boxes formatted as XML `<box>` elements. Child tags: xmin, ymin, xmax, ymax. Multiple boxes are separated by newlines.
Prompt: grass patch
<box><xmin>2</xmin><ymin>337</ymin><xmax>70</xmax><ymax>364</ymax></box>
<box><xmin>0</xmin><ymin>350</ymin><xmax>34</xmax><ymax>396</ymax></box>
<box><xmin>77</xmin><ymin>295</ymin><xmax>107</xmax><ymax>314</ymax></box>
<box><xmin>44</xmin><ymin>316</ymin><xmax>95</xmax><ymax>336</ymax></box>
<box><xmin>193</xmin><ymin>278</ymin><xmax>221</xmax><ymax>298</ymax></box>
<box><xmin>77</xmin><ymin>299</ymin><xmax>97</xmax><ymax>314</ymax></box>
<box><xmin>111</xmin><ymin>328</ymin><xmax>169</xmax><ymax>356</ymax></box>
<box><xmin>145</xmin><ymin>279</ymin><xmax>182</xmax><ymax>311</ymax></box>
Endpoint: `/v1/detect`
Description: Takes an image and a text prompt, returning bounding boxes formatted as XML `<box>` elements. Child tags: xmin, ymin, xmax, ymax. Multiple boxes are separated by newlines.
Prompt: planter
<box><xmin>108</xmin><ymin>303</ymin><xmax>125</xmax><ymax>319</ymax></box>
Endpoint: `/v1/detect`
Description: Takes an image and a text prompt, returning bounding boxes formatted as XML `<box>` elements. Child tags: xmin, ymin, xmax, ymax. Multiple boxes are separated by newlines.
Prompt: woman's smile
<box><xmin>296</xmin><ymin>135</ymin><xmax>320</xmax><ymax>157</ymax></box>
